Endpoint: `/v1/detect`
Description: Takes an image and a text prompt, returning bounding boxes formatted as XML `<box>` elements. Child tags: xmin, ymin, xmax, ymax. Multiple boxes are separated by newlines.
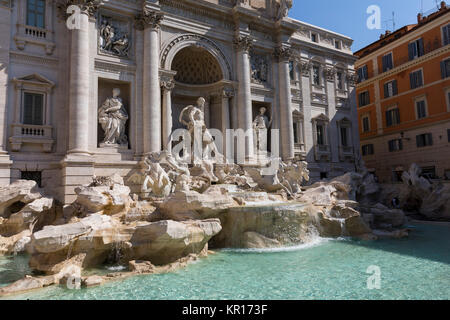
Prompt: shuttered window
<box><xmin>410</xmin><ymin>70</ymin><xmax>423</xmax><ymax>89</ymax></box>
<box><xmin>441</xmin><ymin>59</ymin><xmax>450</xmax><ymax>79</ymax></box>
<box><xmin>408</xmin><ymin>38</ymin><xmax>424</xmax><ymax>60</ymax></box>
<box><xmin>386</xmin><ymin>108</ymin><xmax>400</xmax><ymax>127</ymax></box>
<box><xmin>443</xmin><ymin>24</ymin><xmax>450</xmax><ymax>46</ymax></box>
<box><xmin>359</xmin><ymin>91</ymin><xmax>370</xmax><ymax>107</ymax></box>
<box><xmin>416</xmin><ymin>100</ymin><xmax>427</xmax><ymax>119</ymax></box>
<box><xmin>23</xmin><ymin>92</ymin><xmax>44</xmax><ymax>125</ymax></box>
<box><xmin>384</xmin><ymin>80</ymin><xmax>398</xmax><ymax>98</ymax></box>
<box><xmin>362</xmin><ymin>116</ymin><xmax>370</xmax><ymax>132</ymax></box>
<box><xmin>362</xmin><ymin>144</ymin><xmax>374</xmax><ymax>156</ymax></box>
<box><xmin>357</xmin><ymin>65</ymin><xmax>368</xmax><ymax>83</ymax></box>
<box><xmin>382</xmin><ymin>53</ymin><xmax>394</xmax><ymax>72</ymax></box>
<box><xmin>388</xmin><ymin>139</ymin><xmax>403</xmax><ymax>152</ymax></box>
<box><xmin>416</xmin><ymin>133</ymin><xmax>433</xmax><ymax>148</ymax></box>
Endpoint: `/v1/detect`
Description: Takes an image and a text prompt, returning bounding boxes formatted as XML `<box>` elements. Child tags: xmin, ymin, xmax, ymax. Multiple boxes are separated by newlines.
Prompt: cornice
<box><xmin>357</xmin><ymin>44</ymin><xmax>450</xmax><ymax>88</ymax></box>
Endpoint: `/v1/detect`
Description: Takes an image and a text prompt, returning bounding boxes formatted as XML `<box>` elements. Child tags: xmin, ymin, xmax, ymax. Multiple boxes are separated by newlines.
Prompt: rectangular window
<box><xmin>335</xmin><ymin>40</ymin><xmax>341</xmax><ymax>49</ymax></box>
<box><xmin>386</xmin><ymin>108</ymin><xmax>400</xmax><ymax>127</ymax></box>
<box><xmin>26</xmin><ymin>0</ymin><xmax>45</xmax><ymax>29</ymax></box>
<box><xmin>289</xmin><ymin>61</ymin><xmax>294</xmax><ymax>81</ymax></box>
<box><xmin>384</xmin><ymin>80</ymin><xmax>398</xmax><ymax>98</ymax></box>
<box><xmin>410</xmin><ymin>69</ymin><xmax>423</xmax><ymax>89</ymax></box>
<box><xmin>388</xmin><ymin>139</ymin><xmax>403</xmax><ymax>152</ymax></box>
<box><xmin>23</xmin><ymin>92</ymin><xmax>44</xmax><ymax>125</ymax></box>
<box><xmin>359</xmin><ymin>91</ymin><xmax>370</xmax><ymax>107</ymax></box>
<box><xmin>336</xmin><ymin>72</ymin><xmax>343</xmax><ymax>90</ymax></box>
<box><xmin>313</xmin><ymin>65</ymin><xmax>320</xmax><ymax>85</ymax></box>
<box><xmin>416</xmin><ymin>133</ymin><xmax>433</xmax><ymax>147</ymax></box>
<box><xmin>362</xmin><ymin>116</ymin><xmax>370</xmax><ymax>132</ymax></box>
<box><xmin>311</xmin><ymin>33</ymin><xmax>318</xmax><ymax>43</ymax></box>
<box><xmin>382</xmin><ymin>53</ymin><xmax>394</xmax><ymax>72</ymax></box>
<box><xmin>316</xmin><ymin>124</ymin><xmax>325</xmax><ymax>145</ymax></box>
<box><xmin>416</xmin><ymin>100</ymin><xmax>427</xmax><ymax>119</ymax></box>
<box><xmin>340</xmin><ymin>127</ymin><xmax>348</xmax><ymax>146</ymax></box>
<box><xmin>362</xmin><ymin>144</ymin><xmax>374</xmax><ymax>156</ymax></box>
<box><xmin>441</xmin><ymin>58</ymin><xmax>450</xmax><ymax>79</ymax></box>
<box><xmin>293</xmin><ymin>123</ymin><xmax>298</xmax><ymax>143</ymax></box>
<box><xmin>408</xmin><ymin>38</ymin><xmax>424</xmax><ymax>60</ymax></box>
<box><xmin>448</xmin><ymin>129</ymin><xmax>450</xmax><ymax>142</ymax></box>
<box><xmin>443</xmin><ymin>24</ymin><xmax>450</xmax><ymax>46</ymax></box>
<box><xmin>357</xmin><ymin>65</ymin><xmax>368</xmax><ymax>83</ymax></box>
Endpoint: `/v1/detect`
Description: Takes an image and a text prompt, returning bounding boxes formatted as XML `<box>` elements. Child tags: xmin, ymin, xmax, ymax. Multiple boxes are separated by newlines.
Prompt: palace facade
<box><xmin>0</xmin><ymin>0</ymin><xmax>359</xmax><ymax>203</ymax></box>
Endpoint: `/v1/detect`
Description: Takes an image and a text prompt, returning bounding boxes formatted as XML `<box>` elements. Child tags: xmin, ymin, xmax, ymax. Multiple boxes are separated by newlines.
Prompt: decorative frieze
<box><xmin>134</xmin><ymin>8</ymin><xmax>164</xmax><ymax>30</ymax></box>
<box><xmin>233</xmin><ymin>35</ymin><xmax>253</xmax><ymax>53</ymax></box>
<box><xmin>346</xmin><ymin>72</ymin><xmax>358</xmax><ymax>86</ymax></box>
<box><xmin>160</xmin><ymin>78</ymin><xmax>175</xmax><ymax>91</ymax></box>
<box><xmin>222</xmin><ymin>87</ymin><xmax>235</xmax><ymax>98</ymax></box>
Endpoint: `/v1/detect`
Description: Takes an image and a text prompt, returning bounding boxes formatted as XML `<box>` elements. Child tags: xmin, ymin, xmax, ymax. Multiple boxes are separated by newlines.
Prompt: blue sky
<box><xmin>290</xmin><ymin>0</ymin><xmax>442</xmax><ymax>51</ymax></box>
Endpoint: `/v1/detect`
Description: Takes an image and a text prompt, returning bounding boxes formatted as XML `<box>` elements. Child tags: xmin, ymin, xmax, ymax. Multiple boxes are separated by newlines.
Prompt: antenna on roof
<box><xmin>383</xmin><ymin>11</ymin><xmax>396</xmax><ymax>32</ymax></box>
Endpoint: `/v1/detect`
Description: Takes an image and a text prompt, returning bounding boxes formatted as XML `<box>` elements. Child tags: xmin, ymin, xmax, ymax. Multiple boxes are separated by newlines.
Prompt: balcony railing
<box><xmin>9</xmin><ymin>123</ymin><xmax>54</xmax><ymax>152</ymax></box>
<box><xmin>24</xmin><ymin>26</ymin><xmax>47</xmax><ymax>39</ymax></box>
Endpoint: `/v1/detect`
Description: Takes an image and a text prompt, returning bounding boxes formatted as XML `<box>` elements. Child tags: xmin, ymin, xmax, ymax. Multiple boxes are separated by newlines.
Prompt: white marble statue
<box><xmin>253</xmin><ymin>107</ymin><xmax>272</xmax><ymax>154</ymax></box>
<box><xmin>98</xmin><ymin>88</ymin><xmax>128</xmax><ymax>146</ymax></box>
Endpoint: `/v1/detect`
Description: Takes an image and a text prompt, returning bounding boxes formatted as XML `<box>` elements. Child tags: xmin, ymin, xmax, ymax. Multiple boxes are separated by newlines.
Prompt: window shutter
<box><xmin>23</xmin><ymin>93</ymin><xmax>33</xmax><ymax>125</ymax></box>
<box><xmin>418</xmin><ymin>38</ymin><xmax>424</xmax><ymax>56</ymax></box>
<box><xmin>384</xmin><ymin>83</ymin><xmax>388</xmax><ymax>98</ymax></box>
<box><xmin>386</xmin><ymin>111</ymin><xmax>392</xmax><ymax>127</ymax></box>
<box><xmin>410</xmin><ymin>72</ymin><xmax>415</xmax><ymax>89</ymax></box>
<box><xmin>416</xmin><ymin>135</ymin><xmax>422</xmax><ymax>147</ymax></box>
<box><xmin>399</xmin><ymin>140</ymin><xmax>403</xmax><ymax>150</ymax></box>
<box><xmin>363</xmin><ymin>65</ymin><xmax>368</xmax><ymax>80</ymax></box>
<box><xmin>442</xmin><ymin>61</ymin><xmax>447</xmax><ymax>79</ymax></box>
<box><xmin>393</xmin><ymin>80</ymin><xmax>398</xmax><ymax>95</ymax></box>
<box><xmin>382</xmin><ymin>55</ymin><xmax>387</xmax><ymax>72</ymax></box>
<box><xmin>444</xmin><ymin>25</ymin><xmax>450</xmax><ymax>46</ymax></box>
<box><xmin>418</xmin><ymin>70</ymin><xmax>423</xmax><ymax>87</ymax></box>
<box><xmin>427</xmin><ymin>133</ymin><xmax>433</xmax><ymax>146</ymax></box>
<box><xmin>408</xmin><ymin>42</ymin><xmax>415</xmax><ymax>60</ymax></box>
<box><xmin>395</xmin><ymin>108</ymin><xmax>400</xmax><ymax>124</ymax></box>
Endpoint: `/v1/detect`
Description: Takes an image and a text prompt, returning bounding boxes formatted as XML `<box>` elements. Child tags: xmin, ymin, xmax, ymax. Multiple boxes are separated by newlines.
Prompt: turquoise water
<box><xmin>1</xmin><ymin>223</ymin><xmax>449</xmax><ymax>300</ymax></box>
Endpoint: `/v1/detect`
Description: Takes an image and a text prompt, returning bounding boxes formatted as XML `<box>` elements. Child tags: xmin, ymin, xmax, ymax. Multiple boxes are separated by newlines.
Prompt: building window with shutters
<box><xmin>410</xmin><ymin>69</ymin><xmax>424</xmax><ymax>89</ymax></box>
<box><xmin>442</xmin><ymin>23</ymin><xmax>450</xmax><ymax>46</ymax></box>
<box><xmin>388</xmin><ymin>139</ymin><xmax>403</xmax><ymax>152</ymax></box>
<box><xmin>446</xmin><ymin>88</ymin><xmax>450</xmax><ymax>112</ymax></box>
<box><xmin>357</xmin><ymin>65</ymin><xmax>368</xmax><ymax>83</ymax></box>
<box><xmin>9</xmin><ymin>74</ymin><xmax>54</xmax><ymax>153</ymax></box>
<box><xmin>416</xmin><ymin>133</ymin><xmax>433</xmax><ymax>148</ymax></box>
<box><xmin>386</xmin><ymin>107</ymin><xmax>400</xmax><ymax>127</ymax></box>
<box><xmin>382</xmin><ymin>52</ymin><xmax>394</xmax><ymax>72</ymax></box>
<box><xmin>414</xmin><ymin>96</ymin><xmax>428</xmax><ymax>119</ymax></box>
<box><xmin>442</xmin><ymin>58</ymin><xmax>450</xmax><ymax>79</ymax></box>
<box><xmin>447</xmin><ymin>129</ymin><xmax>450</xmax><ymax>142</ymax></box>
<box><xmin>358</xmin><ymin>91</ymin><xmax>370</xmax><ymax>107</ymax></box>
<box><xmin>384</xmin><ymin>80</ymin><xmax>398</xmax><ymax>98</ymax></box>
<box><xmin>408</xmin><ymin>38</ymin><xmax>424</xmax><ymax>60</ymax></box>
<box><xmin>362</xmin><ymin>144</ymin><xmax>374</xmax><ymax>156</ymax></box>
<box><xmin>23</xmin><ymin>92</ymin><xmax>44</xmax><ymax>125</ymax></box>
<box><xmin>361</xmin><ymin>115</ymin><xmax>370</xmax><ymax>133</ymax></box>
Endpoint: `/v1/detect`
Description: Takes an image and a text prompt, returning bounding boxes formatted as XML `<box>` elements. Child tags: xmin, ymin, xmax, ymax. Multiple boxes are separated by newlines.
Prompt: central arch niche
<box><xmin>171</xmin><ymin>46</ymin><xmax>223</xmax><ymax>85</ymax></box>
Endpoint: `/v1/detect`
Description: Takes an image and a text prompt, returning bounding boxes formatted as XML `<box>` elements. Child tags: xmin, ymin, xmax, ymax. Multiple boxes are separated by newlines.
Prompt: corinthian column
<box><xmin>135</xmin><ymin>8</ymin><xmax>163</xmax><ymax>154</ymax></box>
<box><xmin>65</xmin><ymin>1</ymin><xmax>100</xmax><ymax>155</ymax></box>
<box><xmin>221</xmin><ymin>87</ymin><xmax>234</xmax><ymax>161</ymax></box>
<box><xmin>234</xmin><ymin>35</ymin><xmax>254</xmax><ymax>161</ymax></box>
<box><xmin>160</xmin><ymin>77</ymin><xmax>174</xmax><ymax>151</ymax></box>
<box><xmin>275</xmin><ymin>46</ymin><xmax>295</xmax><ymax>160</ymax></box>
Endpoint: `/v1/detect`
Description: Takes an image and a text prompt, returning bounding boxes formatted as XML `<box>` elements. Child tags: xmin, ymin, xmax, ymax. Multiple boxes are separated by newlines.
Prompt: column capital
<box><xmin>160</xmin><ymin>78</ymin><xmax>175</xmax><ymax>91</ymax></box>
<box><xmin>134</xmin><ymin>8</ymin><xmax>164</xmax><ymax>30</ymax></box>
<box><xmin>273</xmin><ymin>46</ymin><xmax>294</xmax><ymax>62</ymax></box>
<box><xmin>222</xmin><ymin>86</ymin><xmax>235</xmax><ymax>98</ymax></box>
<box><xmin>346</xmin><ymin>72</ymin><xmax>357</xmax><ymax>86</ymax></box>
<box><xmin>324</xmin><ymin>66</ymin><xmax>336</xmax><ymax>82</ymax></box>
<box><xmin>299</xmin><ymin>60</ymin><xmax>312</xmax><ymax>77</ymax></box>
<box><xmin>233</xmin><ymin>35</ymin><xmax>253</xmax><ymax>53</ymax></box>
<box><xmin>56</xmin><ymin>0</ymin><xmax>102</xmax><ymax>21</ymax></box>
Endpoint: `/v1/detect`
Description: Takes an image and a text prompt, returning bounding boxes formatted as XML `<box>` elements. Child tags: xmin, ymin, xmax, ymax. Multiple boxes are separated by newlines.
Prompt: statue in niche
<box><xmin>253</xmin><ymin>107</ymin><xmax>272</xmax><ymax>154</ymax></box>
<box><xmin>99</xmin><ymin>17</ymin><xmax>130</xmax><ymax>57</ymax></box>
<box><xmin>98</xmin><ymin>88</ymin><xmax>128</xmax><ymax>147</ymax></box>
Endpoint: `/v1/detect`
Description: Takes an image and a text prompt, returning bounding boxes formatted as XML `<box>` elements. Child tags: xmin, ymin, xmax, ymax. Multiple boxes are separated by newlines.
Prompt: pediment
<box><xmin>13</xmin><ymin>73</ymin><xmax>55</xmax><ymax>87</ymax></box>
<box><xmin>312</xmin><ymin>113</ymin><xmax>329</xmax><ymax>122</ymax></box>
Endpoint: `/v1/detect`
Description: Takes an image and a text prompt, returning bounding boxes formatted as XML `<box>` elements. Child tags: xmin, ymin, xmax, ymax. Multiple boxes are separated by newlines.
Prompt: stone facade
<box><xmin>0</xmin><ymin>0</ymin><xmax>359</xmax><ymax>203</ymax></box>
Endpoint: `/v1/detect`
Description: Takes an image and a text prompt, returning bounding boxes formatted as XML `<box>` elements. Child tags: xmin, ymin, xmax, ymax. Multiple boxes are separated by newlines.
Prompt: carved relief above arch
<box><xmin>161</xmin><ymin>34</ymin><xmax>232</xmax><ymax>81</ymax></box>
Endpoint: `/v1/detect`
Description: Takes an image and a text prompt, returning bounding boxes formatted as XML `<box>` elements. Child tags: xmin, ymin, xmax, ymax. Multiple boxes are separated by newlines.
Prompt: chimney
<box><xmin>440</xmin><ymin>1</ymin><xmax>447</xmax><ymax>10</ymax></box>
<box><xmin>417</xmin><ymin>13</ymin><xmax>423</xmax><ymax>23</ymax></box>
